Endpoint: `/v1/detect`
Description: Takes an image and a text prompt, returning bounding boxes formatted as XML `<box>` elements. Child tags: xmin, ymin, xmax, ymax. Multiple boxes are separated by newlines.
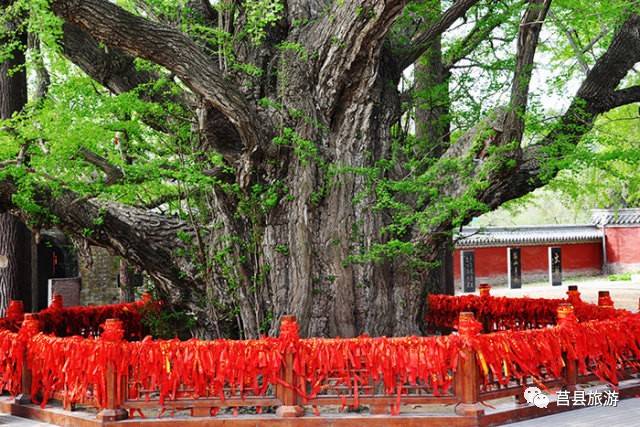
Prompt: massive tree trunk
<box><xmin>2</xmin><ymin>0</ymin><xmax>640</xmax><ymax>337</ymax></box>
<box><xmin>0</xmin><ymin>0</ymin><xmax>29</xmax><ymax>316</ymax></box>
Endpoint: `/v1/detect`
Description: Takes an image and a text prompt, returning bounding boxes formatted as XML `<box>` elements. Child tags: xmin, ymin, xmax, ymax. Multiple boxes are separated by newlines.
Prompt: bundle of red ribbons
<box><xmin>27</xmin><ymin>334</ymin><xmax>286</xmax><ymax>408</ymax></box>
<box><xmin>425</xmin><ymin>294</ymin><xmax>625</xmax><ymax>332</ymax></box>
<box><xmin>295</xmin><ymin>335</ymin><xmax>460</xmax><ymax>402</ymax></box>
<box><xmin>0</xmin><ymin>330</ymin><xmax>23</xmax><ymax>395</ymax></box>
<box><xmin>472</xmin><ymin>315</ymin><xmax>640</xmax><ymax>387</ymax></box>
<box><xmin>36</xmin><ymin>299</ymin><xmax>157</xmax><ymax>340</ymax></box>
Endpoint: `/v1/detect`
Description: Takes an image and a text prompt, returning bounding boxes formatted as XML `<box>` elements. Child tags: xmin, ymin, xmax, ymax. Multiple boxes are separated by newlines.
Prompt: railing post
<box><xmin>96</xmin><ymin>319</ymin><xmax>128</xmax><ymax>421</ymax></box>
<box><xmin>478</xmin><ymin>284</ymin><xmax>491</xmax><ymax>297</ymax></box>
<box><xmin>477</xmin><ymin>285</ymin><xmax>492</xmax><ymax>331</ymax></box>
<box><xmin>140</xmin><ymin>292</ymin><xmax>153</xmax><ymax>304</ymax></box>
<box><xmin>15</xmin><ymin>313</ymin><xmax>40</xmax><ymax>404</ymax></box>
<box><xmin>50</xmin><ymin>294</ymin><xmax>64</xmax><ymax>310</ymax></box>
<box><xmin>557</xmin><ymin>303</ymin><xmax>578</xmax><ymax>391</ymax></box>
<box><xmin>598</xmin><ymin>290</ymin><xmax>614</xmax><ymax>308</ymax></box>
<box><xmin>455</xmin><ymin>312</ymin><xmax>484</xmax><ymax>419</ymax></box>
<box><xmin>276</xmin><ymin>315</ymin><xmax>303</xmax><ymax>418</ymax></box>
<box><xmin>7</xmin><ymin>300</ymin><xmax>24</xmax><ymax>322</ymax></box>
<box><xmin>566</xmin><ymin>285</ymin><xmax>581</xmax><ymax>305</ymax></box>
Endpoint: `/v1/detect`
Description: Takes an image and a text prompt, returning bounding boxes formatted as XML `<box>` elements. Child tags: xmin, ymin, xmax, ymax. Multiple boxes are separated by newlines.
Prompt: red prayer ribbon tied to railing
<box><xmin>294</xmin><ymin>335</ymin><xmax>460</xmax><ymax>401</ymax></box>
<box><xmin>472</xmin><ymin>316</ymin><xmax>640</xmax><ymax>387</ymax></box>
<box><xmin>36</xmin><ymin>299</ymin><xmax>158</xmax><ymax>340</ymax></box>
<box><xmin>0</xmin><ymin>330</ymin><xmax>22</xmax><ymax>395</ymax></box>
<box><xmin>0</xmin><ymin>293</ymin><xmax>638</xmax><ymax>413</ymax></box>
<box><xmin>425</xmin><ymin>294</ymin><xmax>627</xmax><ymax>333</ymax></box>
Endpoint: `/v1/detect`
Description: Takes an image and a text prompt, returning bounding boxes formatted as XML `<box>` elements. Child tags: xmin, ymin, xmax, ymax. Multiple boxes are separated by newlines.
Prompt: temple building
<box><xmin>454</xmin><ymin>208</ymin><xmax>640</xmax><ymax>291</ymax></box>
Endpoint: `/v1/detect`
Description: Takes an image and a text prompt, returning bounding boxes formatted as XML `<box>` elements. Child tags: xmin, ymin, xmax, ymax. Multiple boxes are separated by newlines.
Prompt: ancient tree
<box><xmin>1</xmin><ymin>0</ymin><xmax>639</xmax><ymax>337</ymax></box>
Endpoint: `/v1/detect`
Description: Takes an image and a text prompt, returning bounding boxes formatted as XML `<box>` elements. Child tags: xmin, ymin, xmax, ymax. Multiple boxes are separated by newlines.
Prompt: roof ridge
<box><xmin>455</xmin><ymin>225</ymin><xmax>603</xmax><ymax>248</ymax></box>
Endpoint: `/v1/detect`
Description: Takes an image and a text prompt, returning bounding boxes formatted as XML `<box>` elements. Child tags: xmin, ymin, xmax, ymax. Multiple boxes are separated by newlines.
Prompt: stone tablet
<box><xmin>508</xmin><ymin>247</ymin><xmax>522</xmax><ymax>289</ymax></box>
<box><xmin>48</xmin><ymin>277</ymin><xmax>81</xmax><ymax>307</ymax></box>
<box><xmin>548</xmin><ymin>247</ymin><xmax>562</xmax><ymax>286</ymax></box>
<box><xmin>461</xmin><ymin>251</ymin><xmax>476</xmax><ymax>293</ymax></box>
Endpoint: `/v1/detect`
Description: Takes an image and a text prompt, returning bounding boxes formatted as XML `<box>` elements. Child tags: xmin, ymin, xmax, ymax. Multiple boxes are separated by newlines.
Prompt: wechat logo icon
<box><xmin>524</xmin><ymin>386</ymin><xmax>550</xmax><ymax>408</ymax></box>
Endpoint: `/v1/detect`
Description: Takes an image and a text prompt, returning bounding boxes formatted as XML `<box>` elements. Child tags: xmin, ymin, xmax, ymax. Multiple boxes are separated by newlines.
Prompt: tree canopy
<box><xmin>1</xmin><ymin>0</ymin><xmax>639</xmax><ymax>337</ymax></box>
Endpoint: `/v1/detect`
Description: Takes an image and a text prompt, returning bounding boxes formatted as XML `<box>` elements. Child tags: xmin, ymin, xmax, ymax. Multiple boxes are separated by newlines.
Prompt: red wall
<box><xmin>453</xmin><ymin>242</ymin><xmax>602</xmax><ymax>280</ymax></box>
<box><xmin>605</xmin><ymin>226</ymin><xmax>640</xmax><ymax>265</ymax></box>
<box><xmin>453</xmin><ymin>247</ymin><xmax>507</xmax><ymax>279</ymax></box>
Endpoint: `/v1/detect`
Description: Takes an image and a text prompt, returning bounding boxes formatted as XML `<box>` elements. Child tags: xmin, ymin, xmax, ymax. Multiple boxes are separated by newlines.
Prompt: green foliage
<box><xmin>140</xmin><ymin>303</ymin><xmax>197</xmax><ymax>339</ymax></box>
<box><xmin>278</xmin><ymin>41</ymin><xmax>309</xmax><ymax>61</ymax></box>
<box><xmin>272</xmin><ymin>127</ymin><xmax>319</xmax><ymax>165</ymax></box>
<box><xmin>481</xmin><ymin>101</ymin><xmax>640</xmax><ymax>226</ymax></box>
<box><xmin>244</xmin><ymin>0</ymin><xmax>284</xmax><ymax>43</ymax></box>
<box><xmin>274</xmin><ymin>244</ymin><xmax>289</xmax><ymax>255</ymax></box>
<box><xmin>1</xmin><ymin>0</ymin><xmax>62</xmax><ymax>63</ymax></box>
<box><xmin>608</xmin><ymin>273</ymin><xmax>632</xmax><ymax>282</ymax></box>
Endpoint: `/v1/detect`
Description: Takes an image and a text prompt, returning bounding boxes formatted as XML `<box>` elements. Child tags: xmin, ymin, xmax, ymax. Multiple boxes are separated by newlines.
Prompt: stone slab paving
<box><xmin>458</xmin><ymin>275</ymin><xmax>640</xmax><ymax>312</ymax></box>
<box><xmin>508</xmin><ymin>396</ymin><xmax>640</xmax><ymax>426</ymax></box>
<box><xmin>0</xmin><ymin>414</ymin><xmax>53</xmax><ymax>426</ymax></box>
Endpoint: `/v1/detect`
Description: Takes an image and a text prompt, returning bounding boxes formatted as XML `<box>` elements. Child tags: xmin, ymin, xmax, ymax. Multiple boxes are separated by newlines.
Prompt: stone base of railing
<box><xmin>96</xmin><ymin>408</ymin><xmax>128</xmax><ymax>422</ymax></box>
<box><xmin>2</xmin><ymin>379</ymin><xmax>640</xmax><ymax>427</ymax></box>
<box><xmin>275</xmin><ymin>405</ymin><xmax>304</xmax><ymax>417</ymax></box>
<box><xmin>14</xmin><ymin>393</ymin><xmax>31</xmax><ymax>405</ymax></box>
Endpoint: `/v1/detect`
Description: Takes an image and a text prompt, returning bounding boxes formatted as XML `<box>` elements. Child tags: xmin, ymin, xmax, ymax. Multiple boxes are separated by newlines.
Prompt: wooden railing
<box><xmin>3</xmin><ymin>287</ymin><xmax>640</xmax><ymax>426</ymax></box>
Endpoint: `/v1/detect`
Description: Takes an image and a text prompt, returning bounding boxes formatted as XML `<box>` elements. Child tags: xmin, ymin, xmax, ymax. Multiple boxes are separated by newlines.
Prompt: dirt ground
<box><xmin>457</xmin><ymin>275</ymin><xmax>640</xmax><ymax>312</ymax></box>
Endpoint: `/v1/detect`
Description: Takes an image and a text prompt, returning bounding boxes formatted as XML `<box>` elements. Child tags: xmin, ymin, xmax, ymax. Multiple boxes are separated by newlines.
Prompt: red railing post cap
<box><xmin>50</xmin><ymin>294</ymin><xmax>64</xmax><ymax>309</ymax></box>
<box><xmin>20</xmin><ymin>313</ymin><xmax>41</xmax><ymax>335</ymax></box>
<box><xmin>101</xmin><ymin>318</ymin><xmax>125</xmax><ymax>341</ymax></box>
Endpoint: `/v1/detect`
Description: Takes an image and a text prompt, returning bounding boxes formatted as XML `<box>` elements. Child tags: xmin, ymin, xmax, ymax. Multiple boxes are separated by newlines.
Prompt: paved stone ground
<box><xmin>508</xmin><ymin>397</ymin><xmax>640</xmax><ymax>426</ymax></box>
<box><xmin>0</xmin><ymin>414</ymin><xmax>53</xmax><ymax>425</ymax></box>
<box><xmin>458</xmin><ymin>275</ymin><xmax>640</xmax><ymax>312</ymax></box>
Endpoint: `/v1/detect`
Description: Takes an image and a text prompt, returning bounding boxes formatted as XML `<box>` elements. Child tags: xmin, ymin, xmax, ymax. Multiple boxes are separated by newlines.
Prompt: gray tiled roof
<box><xmin>591</xmin><ymin>208</ymin><xmax>640</xmax><ymax>225</ymax></box>
<box><xmin>455</xmin><ymin>224</ymin><xmax>602</xmax><ymax>248</ymax></box>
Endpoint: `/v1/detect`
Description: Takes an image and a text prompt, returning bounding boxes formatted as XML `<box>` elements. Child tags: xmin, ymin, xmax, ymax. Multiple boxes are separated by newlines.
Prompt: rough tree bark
<box><xmin>118</xmin><ymin>259</ymin><xmax>142</xmax><ymax>303</ymax></box>
<box><xmin>0</xmin><ymin>0</ymin><xmax>29</xmax><ymax>316</ymax></box>
<box><xmin>2</xmin><ymin>0</ymin><xmax>640</xmax><ymax>337</ymax></box>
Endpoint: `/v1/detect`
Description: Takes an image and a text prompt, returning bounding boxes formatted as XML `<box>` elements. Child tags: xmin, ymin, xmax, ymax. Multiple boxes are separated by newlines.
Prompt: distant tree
<box><xmin>1</xmin><ymin>0</ymin><xmax>639</xmax><ymax>337</ymax></box>
<box><xmin>0</xmin><ymin>0</ymin><xmax>28</xmax><ymax>315</ymax></box>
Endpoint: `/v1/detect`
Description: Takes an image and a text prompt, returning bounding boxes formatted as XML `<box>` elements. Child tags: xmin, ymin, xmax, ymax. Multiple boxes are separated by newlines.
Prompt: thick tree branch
<box><xmin>609</xmin><ymin>86</ymin><xmax>640</xmax><ymax>110</ymax></box>
<box><xmin>61</xmin><ymin>23</ymin><xmax>242</xmax><ymax>164</ymax></box>
<box><xmin>425</xmin><ymin>11</ymin><xmax>640</xmax><ymax>242</ymax></box>
<box><xmin>311</xmin><ymin>0</ymin><xmax>406</xmax><ymax>116</ymax></box>
<box><xmin>60</xmin><ymin>23</ymin><xmax>160</xmax><ymax>97</ymax></box>
<box><xmin>0</xmin><ymin>175</ymin><xmax>197</xmax><ymax>305</ymax></box>
<box><xmin>478</xmin><ymin>12</ymin><xmax>640</xmax><ymax>209</ymax></box>
<box><xmin>51</xmin><ymin>0</ymin><xmax>263</xmax><ymax>154</ymax></box>
<box><xmin>441</xmin><ymin>0</ymin><xmax>550</xmax><ymax>161</ymax></box>
<box><xmin>500</xmin><ymin>0</ymin><xmax>551</xmax><ymax>144</ymax></box>
<box><xmin>396</xmin><ymin>0</ymin><xmax>482</xmax><ymax>70</ymax></box>
<box><xmin>76</xmin><ymin>147</ymin><xmax>124</xmax><ymax>185</ymax></box>
<box><xmin>573</xmin><ymin>15</ymin><xmax>640</xmax><ymax>110</ymax></box>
